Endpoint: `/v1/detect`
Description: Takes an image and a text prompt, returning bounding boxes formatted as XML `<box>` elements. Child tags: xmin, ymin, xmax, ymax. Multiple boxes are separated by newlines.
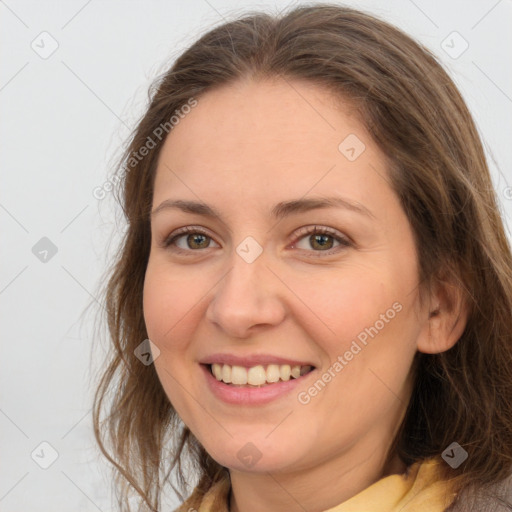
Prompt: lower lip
<box><xmin>201</xmin><ymin>364</ymin><xmax>315</xmax><ymax>405</ymax></box>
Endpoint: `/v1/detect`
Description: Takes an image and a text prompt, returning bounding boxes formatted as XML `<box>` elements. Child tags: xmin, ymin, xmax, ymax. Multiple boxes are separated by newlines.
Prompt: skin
<box><xmin>143</xmin><ymin>77</ymin><xmax>468</xmax><ymax>512</ymax></box>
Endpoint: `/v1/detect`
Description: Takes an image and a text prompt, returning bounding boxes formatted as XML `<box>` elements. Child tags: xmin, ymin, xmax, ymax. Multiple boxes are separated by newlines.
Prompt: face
<box><xmin>143</xmin><ymin>78</ymin><xmax>428</xmax><ymax>476</ymax></box>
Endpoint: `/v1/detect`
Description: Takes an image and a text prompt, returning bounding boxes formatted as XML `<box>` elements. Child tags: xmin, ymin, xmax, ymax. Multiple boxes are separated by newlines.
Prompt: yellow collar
<box><xmin>176</xmin><ymin>457</ymin><xmax>457</xmax><ymax>512</ymax></box>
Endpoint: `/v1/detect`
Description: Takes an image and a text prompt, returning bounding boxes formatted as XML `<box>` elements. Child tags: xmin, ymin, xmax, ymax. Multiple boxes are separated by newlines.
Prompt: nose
<box><xmin>205</xmin><ymin>249</ymin><xmax>287</xmax><ymax>339</ymax></box>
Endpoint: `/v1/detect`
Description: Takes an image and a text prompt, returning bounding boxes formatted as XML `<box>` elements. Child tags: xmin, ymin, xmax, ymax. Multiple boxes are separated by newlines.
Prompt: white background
<box><xmin>1</xmin><ymin>0</ymin><xmax>511</xmax><ymax>510</ymax></box>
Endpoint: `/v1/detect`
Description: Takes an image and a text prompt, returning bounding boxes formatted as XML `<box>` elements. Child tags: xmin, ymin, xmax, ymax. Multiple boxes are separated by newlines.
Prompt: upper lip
<box><xmin>200</xmin><ymin>353</ymin><xmax>316</xmax><ymax>368</ymax></box>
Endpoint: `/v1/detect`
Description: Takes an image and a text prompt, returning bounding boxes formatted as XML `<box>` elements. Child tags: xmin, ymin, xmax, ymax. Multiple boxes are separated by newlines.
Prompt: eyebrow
<box><xmin>151</xmin><ymin>195</ymin><xmax>374</xmax><ymax>221</ymax></box>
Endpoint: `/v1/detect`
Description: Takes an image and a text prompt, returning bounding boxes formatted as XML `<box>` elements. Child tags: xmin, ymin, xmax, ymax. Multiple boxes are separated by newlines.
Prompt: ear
<box><xmin>416</xmin><ymin>272</ymin><xmax>470</xmax><ymax>354</ymax></box>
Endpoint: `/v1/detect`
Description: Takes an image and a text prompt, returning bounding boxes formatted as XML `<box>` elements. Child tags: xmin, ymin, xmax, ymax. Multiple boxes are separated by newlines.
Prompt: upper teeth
<box><xmin>211</xmin><ymin>363</ymin><xmax>313</xmax><ymax>386</ymax></box>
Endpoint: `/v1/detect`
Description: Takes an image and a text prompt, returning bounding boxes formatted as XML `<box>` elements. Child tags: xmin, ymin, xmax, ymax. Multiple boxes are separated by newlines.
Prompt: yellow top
<box><xmin>174</xmin><ymin>457</ymin><xmax>458</xmax><ymax>512</ymax></box>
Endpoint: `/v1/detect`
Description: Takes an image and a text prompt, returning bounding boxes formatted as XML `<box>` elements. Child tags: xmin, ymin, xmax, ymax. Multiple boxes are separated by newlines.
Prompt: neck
<box><xmin>228</xmin><ymin>441</ymin><xmax>407</xmax><ymax>512</ymax></box>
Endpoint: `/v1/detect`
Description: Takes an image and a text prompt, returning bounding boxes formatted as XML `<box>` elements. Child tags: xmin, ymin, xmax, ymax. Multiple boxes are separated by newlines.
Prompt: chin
<box><xmin>203</xmin><ymin>438</ymin><xmax>304</xmax><ymax>474</ymax></box>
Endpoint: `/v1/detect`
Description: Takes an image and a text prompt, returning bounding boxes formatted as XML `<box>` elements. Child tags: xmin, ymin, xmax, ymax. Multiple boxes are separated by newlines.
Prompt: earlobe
<box><xmin>416</xmin><ymin>277</ymin><xmax>470</xmax><ymax>354</ymax></box>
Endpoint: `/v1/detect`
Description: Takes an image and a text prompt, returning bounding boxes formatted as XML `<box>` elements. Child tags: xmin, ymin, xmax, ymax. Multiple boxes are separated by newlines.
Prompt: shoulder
<box><xmin>446</xmin><ymin>473</ymin><xmax>512</xmax><ymax>512</ymax></box>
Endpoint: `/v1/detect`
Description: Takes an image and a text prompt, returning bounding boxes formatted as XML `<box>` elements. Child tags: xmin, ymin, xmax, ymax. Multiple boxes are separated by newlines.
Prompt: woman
<box><xmin>93</xmin><ymin>4</ymin><xmax>512</xmax><ymax>511</ymax></box>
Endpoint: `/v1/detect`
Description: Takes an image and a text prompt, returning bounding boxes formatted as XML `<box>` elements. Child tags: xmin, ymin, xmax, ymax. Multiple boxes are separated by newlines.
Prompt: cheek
<box><xmin>289</xmin><ymin>262</ymin><xmax>418</xmax><ymax>373</ymax></box>
<box><xmin>143</xmin><ymin>264</ymin><xmax>202</xmax><ymax>421</ymax></box>
<box><xmin>288</xmin><ymin>266</ymin><xmax>391</xmax><ymax>344</ymax></box>
<box><xmin>142</xmin><ymin>262</ymin><xmax>199</xmax><ymax>346</ymax></box>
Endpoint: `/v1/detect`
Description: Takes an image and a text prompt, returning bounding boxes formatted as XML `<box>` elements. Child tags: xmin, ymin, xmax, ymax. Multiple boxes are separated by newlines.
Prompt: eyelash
<box><xmin>160</xmin><ymin>225</ymin><xmax>352</xmax><ymax>257</ymax></box>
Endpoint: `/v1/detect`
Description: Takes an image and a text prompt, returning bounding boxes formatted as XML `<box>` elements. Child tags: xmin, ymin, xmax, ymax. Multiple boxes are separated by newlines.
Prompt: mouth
<box><xmin>204</xmin><ymin>363</ymin><xmax>315</xmax><ymax>388</ymax></box>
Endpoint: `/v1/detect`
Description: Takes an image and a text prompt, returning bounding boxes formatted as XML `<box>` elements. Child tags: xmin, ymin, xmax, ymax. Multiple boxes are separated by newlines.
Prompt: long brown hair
<box><xmin>92</xmin><ymin>4</ymin><xmax>512</xmax><ymax>510</ymax></box>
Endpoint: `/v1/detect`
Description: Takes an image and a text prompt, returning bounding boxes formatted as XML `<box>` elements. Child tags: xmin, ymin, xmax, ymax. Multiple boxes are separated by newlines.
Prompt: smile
<box><xmin>209</xmin><ymin>363</ymin><xmax>314</xmax><ymax>387</ymax></box>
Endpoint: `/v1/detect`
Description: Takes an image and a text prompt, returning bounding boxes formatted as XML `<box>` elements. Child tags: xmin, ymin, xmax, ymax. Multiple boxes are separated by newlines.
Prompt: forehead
<box><xmin>152</xmin><ymin>78</ymin><xmax>391</xmax><ymax>215</ymax></box>
<box><xmin>159</xmin><ymin>77</ymin><xmax>363</xmax><ymax>161</ymax></box>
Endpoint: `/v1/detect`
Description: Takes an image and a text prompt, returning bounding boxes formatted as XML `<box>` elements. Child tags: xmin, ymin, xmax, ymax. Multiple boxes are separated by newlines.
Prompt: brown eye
<box><xmin>162</xmin><ymin>227</ymin><xmax>219</xmax><ymax>252</ymax></box>
<box><xmin>308</xmin><ymin>233</ymin><xmax>335</xmax><ymax>250</ymax></box>
<box><xmin>292</xmin><ymin>226</ymin><xmax>351</xmax><ymax>254</ymax></box>
<box><xmin>184</xmin><ymin>233</ymin><xmax>210</xmax><ymax>249</ymax></box>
